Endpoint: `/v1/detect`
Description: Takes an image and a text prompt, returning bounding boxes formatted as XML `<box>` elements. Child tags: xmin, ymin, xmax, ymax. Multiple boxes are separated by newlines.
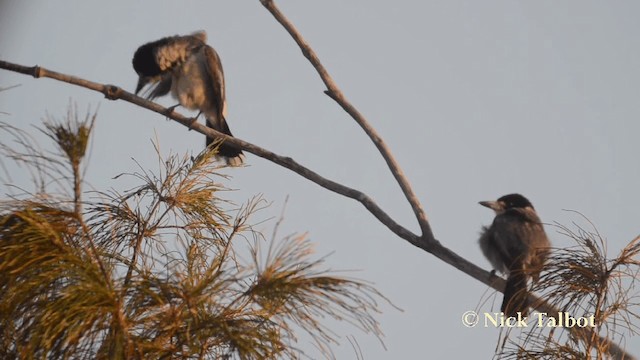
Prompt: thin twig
<box><xmin>259</xmin><ymin>0</ymin><xmax>434</xmax><ymax>241</ymax></box>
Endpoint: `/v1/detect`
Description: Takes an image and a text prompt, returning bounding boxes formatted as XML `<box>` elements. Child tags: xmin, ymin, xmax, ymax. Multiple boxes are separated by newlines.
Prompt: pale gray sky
<box><xmin>1</xmin><ymin>1</ymin><xmax>639</xmax><ymax>358</ymax></box>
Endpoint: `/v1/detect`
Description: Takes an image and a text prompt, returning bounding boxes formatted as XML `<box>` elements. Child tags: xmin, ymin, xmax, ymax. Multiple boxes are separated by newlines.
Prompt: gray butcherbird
<box><xmin>132</xmin><ymin>31</ymin><xmax>244</xmax><ymax>166</ymax></box>
<box><xmin>478</xmin><ymin>193</ymin><xmax>551</xmax><ymax>317</ymax></box>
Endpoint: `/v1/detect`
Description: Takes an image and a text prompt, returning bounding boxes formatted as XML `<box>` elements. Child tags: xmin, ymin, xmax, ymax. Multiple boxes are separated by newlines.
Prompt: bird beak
<box><xmin>135</xmin><ymin>76</ymin><xmax>149</xmax><ymax>95</ymax></box>
<box><xmin>479</xmin><ymin>200</ymin><xmax>502</xmax><ymax>212</ymax></box>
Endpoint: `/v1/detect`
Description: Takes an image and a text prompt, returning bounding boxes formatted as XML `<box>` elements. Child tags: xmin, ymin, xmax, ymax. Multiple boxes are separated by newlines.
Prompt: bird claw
<box><xmin>164</xmin><ymin>104</ymin><xmax>181</xmax><ymax>119</ymax></box>
<box><xmin>188</xmin><ymin>111</ymin><xmax>202</xmax><ymax>131</ymax></box>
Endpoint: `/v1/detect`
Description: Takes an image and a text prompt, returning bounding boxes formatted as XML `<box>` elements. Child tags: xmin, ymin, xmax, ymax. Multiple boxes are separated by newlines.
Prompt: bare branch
<box><xmin>259</xmin><ymin>0</ymin><xmax>434</xmax><ymax>240</ymax></box>
<box><xmin>0</xmin><ymin>60</ymin><xmax>416</xmax><ymax>243</ymax></box>
<box><xmin>256</xmin><ymin>2</ymin><xmax>637</xmax><ymax>359</ymax></box>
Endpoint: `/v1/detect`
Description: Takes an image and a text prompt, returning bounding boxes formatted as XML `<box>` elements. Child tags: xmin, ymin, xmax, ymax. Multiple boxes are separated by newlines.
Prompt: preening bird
<box><xmin>478</xmin><ymin>193</ymin><xmax>551</xmax><ymax>317</ymax></box>
<box><xmin>132</xmin><ymin>31</ymin><xmax>244</xmax><ymax>166</ymax></box>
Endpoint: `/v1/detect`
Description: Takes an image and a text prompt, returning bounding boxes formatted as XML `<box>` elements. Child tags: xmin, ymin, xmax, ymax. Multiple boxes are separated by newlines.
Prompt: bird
<box><xmin>478</xmin><ymin>193</ymin><xmax>551</xmax><ymax>317</ymax></box>
<box><xmin>132</xmin><ymin>31</ymin><xmax>244</xmax><ymax>166</ymax></box>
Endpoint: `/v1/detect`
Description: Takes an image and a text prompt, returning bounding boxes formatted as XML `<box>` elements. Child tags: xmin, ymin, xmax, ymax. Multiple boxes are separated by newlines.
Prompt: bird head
<box><xmin>132</xmin><ymin>41</ymin><xmax>165</xmax><ymax>94</ymax></box>
<box><xmin>479</xmin><ymin>193</ymin><xmax>534</xmax><ymax>215</ymax></box>
<box><xmin>132</xmin><ymin>33</ymin><xmax>208</xmax><ymax>95</ymax></box>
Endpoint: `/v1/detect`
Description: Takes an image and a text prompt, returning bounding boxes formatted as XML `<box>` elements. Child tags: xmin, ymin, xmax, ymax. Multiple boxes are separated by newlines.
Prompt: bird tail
<box><xmin>205</xmin><ymin>115</ymin><xmax>244</xmax><ymax>166</ymax></box>
<box><xmin>501</xmin><ymin>268</ymin><xmax>529</xmax><ymax>317</ymax></box>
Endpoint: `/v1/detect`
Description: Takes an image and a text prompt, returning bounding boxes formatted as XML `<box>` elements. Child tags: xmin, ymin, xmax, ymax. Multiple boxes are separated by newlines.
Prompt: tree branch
<box><xmin>257</xmin><ymin>2</ymin><xmax>635</xmax><ymax>359</ymax></box>
<box><xmin>259</xmin><ymin>0</ymin><xmax>434</xmax><ymax>241</ymax></box>
<box><xmin>0</xmin><ymin>59</ymin><xmax>482</xmax><ymax>294</ymax></box>
<box><xmin>0</xmin><ymin>59</ymin><xmax>416</xmax><ymax>243</ymax></box>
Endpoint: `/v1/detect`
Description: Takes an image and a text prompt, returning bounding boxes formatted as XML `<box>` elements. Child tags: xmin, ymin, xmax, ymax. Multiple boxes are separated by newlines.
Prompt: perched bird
<box><xmin>132</xmin><ymin>31</ymin><xmax>244</xmax><ymax>166</ymax></box>
<box><xmin>478</xmin><ymin>193</ymin><xmax>551</xmax><ymax>317</ymax></box>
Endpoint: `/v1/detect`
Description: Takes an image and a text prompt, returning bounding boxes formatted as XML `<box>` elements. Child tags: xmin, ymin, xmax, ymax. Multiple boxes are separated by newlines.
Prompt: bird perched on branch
<box><xmin>132</xmin><ymin>31</ymin><xmax>244</xmax><ymax>166</ymax></box>
<box><xmin>478</xmin><ymin>193</ymin><xmax>551</xmax><ymax>317</ymax></box>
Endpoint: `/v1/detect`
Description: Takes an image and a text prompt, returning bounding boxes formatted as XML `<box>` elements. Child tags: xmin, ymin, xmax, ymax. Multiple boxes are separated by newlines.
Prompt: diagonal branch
<box><xmin>257</xmin><ymin>2</ymin><xmax>636</xmax><ymax>359</ymax></box>
<box><xmin>259</xmin><ymin>0</ymin><xmax>434</xmax><ymax>241</ymax></box>
<box><xmin>0</xmin><ymin>60</ymin><xmax>494</xmax><ymax>286</ymax></box>
<box><xmin>0</xmin><ymin>60</ymin><xmax>417</xmax><ymax>243</ymax></box>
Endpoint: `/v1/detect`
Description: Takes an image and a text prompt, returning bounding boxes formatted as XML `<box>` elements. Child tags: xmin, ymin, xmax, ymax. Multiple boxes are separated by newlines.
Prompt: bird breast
<box><xmin>171</xmin><ymin>54</ymin><xmax>209</xmax><ymax>111</ymax></box>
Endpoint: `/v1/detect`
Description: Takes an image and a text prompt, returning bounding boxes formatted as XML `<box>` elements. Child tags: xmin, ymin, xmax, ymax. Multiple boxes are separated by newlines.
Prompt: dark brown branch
<box><xmin>0</xmin><ymin>59</ymin><xmax>416</xmax><ymax>243</ymax></box>
<box><xmin>0</xmin><ymin>57</ymin><xmax>471</xmax><ymax>278</ymax></box>
<box><xmin>259</xmin><ymin>0</ymin><xmax>433</xmax><ymax>241</ymax></box>
<box><xmin>0</xmin><ymin>60</ymin><xmax>490</xmax><ymax>292</ymax></box>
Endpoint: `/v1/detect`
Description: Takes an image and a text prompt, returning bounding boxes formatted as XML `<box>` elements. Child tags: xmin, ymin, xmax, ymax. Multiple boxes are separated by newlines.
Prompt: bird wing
<box><xmin>490</xmin><ymin>210</ymin><xmax>535</xmax><ymax>269</ymax></box>
<box><xmin>201</xmin><ymin>45</ymin><xmax>226</xmax><ymax>125</ymax></box>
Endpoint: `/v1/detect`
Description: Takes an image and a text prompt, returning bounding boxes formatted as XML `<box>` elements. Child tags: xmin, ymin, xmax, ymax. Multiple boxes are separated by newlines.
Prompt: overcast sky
<box><xmin>1</xmin><ymin>1</ymin><xmax>639</xmax><ymax>358</ymax></box>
